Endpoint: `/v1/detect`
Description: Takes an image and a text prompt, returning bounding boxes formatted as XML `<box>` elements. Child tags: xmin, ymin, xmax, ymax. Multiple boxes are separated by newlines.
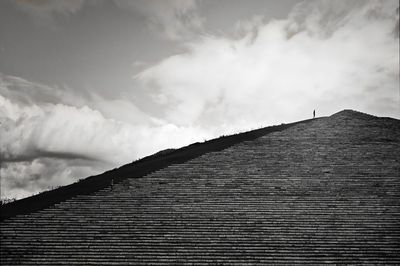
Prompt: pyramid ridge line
<box><xmin>1</xmin><ymin>114</ymin><xmax>316</xmax><ymax>219</ymax></box>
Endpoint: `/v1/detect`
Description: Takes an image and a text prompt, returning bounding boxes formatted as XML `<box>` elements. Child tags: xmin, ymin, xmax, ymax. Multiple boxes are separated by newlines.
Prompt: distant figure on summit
<box><xmin>313</xmin><ymin>110</ymin><xmax>316</xmax><ymax>119</ymax></box>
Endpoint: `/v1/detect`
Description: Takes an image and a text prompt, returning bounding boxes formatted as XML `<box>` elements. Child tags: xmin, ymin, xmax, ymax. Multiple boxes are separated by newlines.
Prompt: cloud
<box><xmin>0</xmin><ymin>74</ymin><xmax>210</xmax><ymax>200</ymax></box>
<box><xmin>0</xmin><ymin>158</ymin><xmax>106</xmax><ymax>200</ymax></box>
<box><xmin>12</xmin><ymin>0</ymin><xmax>85</xmax><ymax>28</ymax></box>
<box><xmin>115</xmin><ymin>0</ymin><xmax>204</xmax><ymax>40</ymax></box>
<box><xmin>135</xmin><ymin>0</ymin><xmax>399</xmax><ymax>130</ymax></box>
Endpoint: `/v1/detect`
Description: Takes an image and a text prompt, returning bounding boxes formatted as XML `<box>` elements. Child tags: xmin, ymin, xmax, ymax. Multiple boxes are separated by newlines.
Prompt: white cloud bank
<box><xmin>1</xmin><ymin>0</ymin><xmax>399</xmax><ymax>200</ymax></box>
<box><xmin>136</xmin><ymin>0</ymin><xmax>399</xmax><ymax>129</ymax></box>
<box><xmin>0</xmin><ymin>75</ymin><xmax>209</xmax><ymax>200</ymax></box>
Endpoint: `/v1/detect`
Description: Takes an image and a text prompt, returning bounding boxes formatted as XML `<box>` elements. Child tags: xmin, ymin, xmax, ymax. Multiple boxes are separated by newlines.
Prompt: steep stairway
<box><xmin>1</xmin><ymin>110</ymin><xmax>399</xmax><ymax>265</ymax></box>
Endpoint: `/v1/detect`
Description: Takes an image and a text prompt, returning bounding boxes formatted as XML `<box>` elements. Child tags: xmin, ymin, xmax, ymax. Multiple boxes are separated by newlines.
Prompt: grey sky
<box><xmin>0</xmin><ymin>0</ymin><xmax>399</xmax><ymax>200</ymax></box>
<box><xmin>0</xmin><ymin>0</ymin><xmax>299</xmax><ymax>97</ymax></box>
<box><xmin>0</xmin><ymin>0</ymin><xmax>175</xmax><ymax>97</ymax></box>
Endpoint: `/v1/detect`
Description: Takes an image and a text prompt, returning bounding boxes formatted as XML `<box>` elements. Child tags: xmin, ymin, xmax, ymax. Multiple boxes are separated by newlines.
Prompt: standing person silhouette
<box><xmin>313</xmin><ymin>110</ymin><xmax>316</xmax><ymax>119</ymax></box>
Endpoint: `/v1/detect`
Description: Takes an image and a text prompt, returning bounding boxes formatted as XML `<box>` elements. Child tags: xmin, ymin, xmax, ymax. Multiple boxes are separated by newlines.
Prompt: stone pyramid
<box><xmin>1</xmin><ymin>110</ymin><xmax>399</xmax><ymax>265</ymax></box>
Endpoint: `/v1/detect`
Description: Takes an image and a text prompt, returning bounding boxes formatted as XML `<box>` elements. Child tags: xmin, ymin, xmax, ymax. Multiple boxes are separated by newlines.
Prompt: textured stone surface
<box><xmin>1</xmin><ymin>110</ymin><xmax>399</xmax><ymax>265</ymax></box>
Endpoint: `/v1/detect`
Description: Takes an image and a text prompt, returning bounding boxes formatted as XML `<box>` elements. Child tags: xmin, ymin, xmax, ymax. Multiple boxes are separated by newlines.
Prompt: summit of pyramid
<box><xmin>330</xmin><ymin>109</ymin><xmax>377</xmax><ymax>119</ymax></box>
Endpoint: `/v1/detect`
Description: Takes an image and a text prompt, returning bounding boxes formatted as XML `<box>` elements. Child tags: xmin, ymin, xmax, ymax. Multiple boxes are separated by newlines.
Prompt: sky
<box><xmin>0</xmin><ymin>0</ymin><xmax>399</xmax><ymax>200</ymax></box>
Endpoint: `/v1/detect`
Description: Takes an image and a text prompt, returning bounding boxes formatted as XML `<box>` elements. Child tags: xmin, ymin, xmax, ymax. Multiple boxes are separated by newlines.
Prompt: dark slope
<box><xmin>1</xmin><ymin>109</ymin><xmax>399</xmax><ymax>265</ymax></box>
<box><xmin>1</xmin><ymin>115</ymin><xmax>315</xmax><ymax>220</ymax></box>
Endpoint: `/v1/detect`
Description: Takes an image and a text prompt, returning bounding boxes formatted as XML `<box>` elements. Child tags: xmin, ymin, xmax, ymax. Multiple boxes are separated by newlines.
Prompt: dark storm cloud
<box><xmin>1</xmin><ymin>150</ymin><xmax>97</xmax><ymax>163</ymax></box>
